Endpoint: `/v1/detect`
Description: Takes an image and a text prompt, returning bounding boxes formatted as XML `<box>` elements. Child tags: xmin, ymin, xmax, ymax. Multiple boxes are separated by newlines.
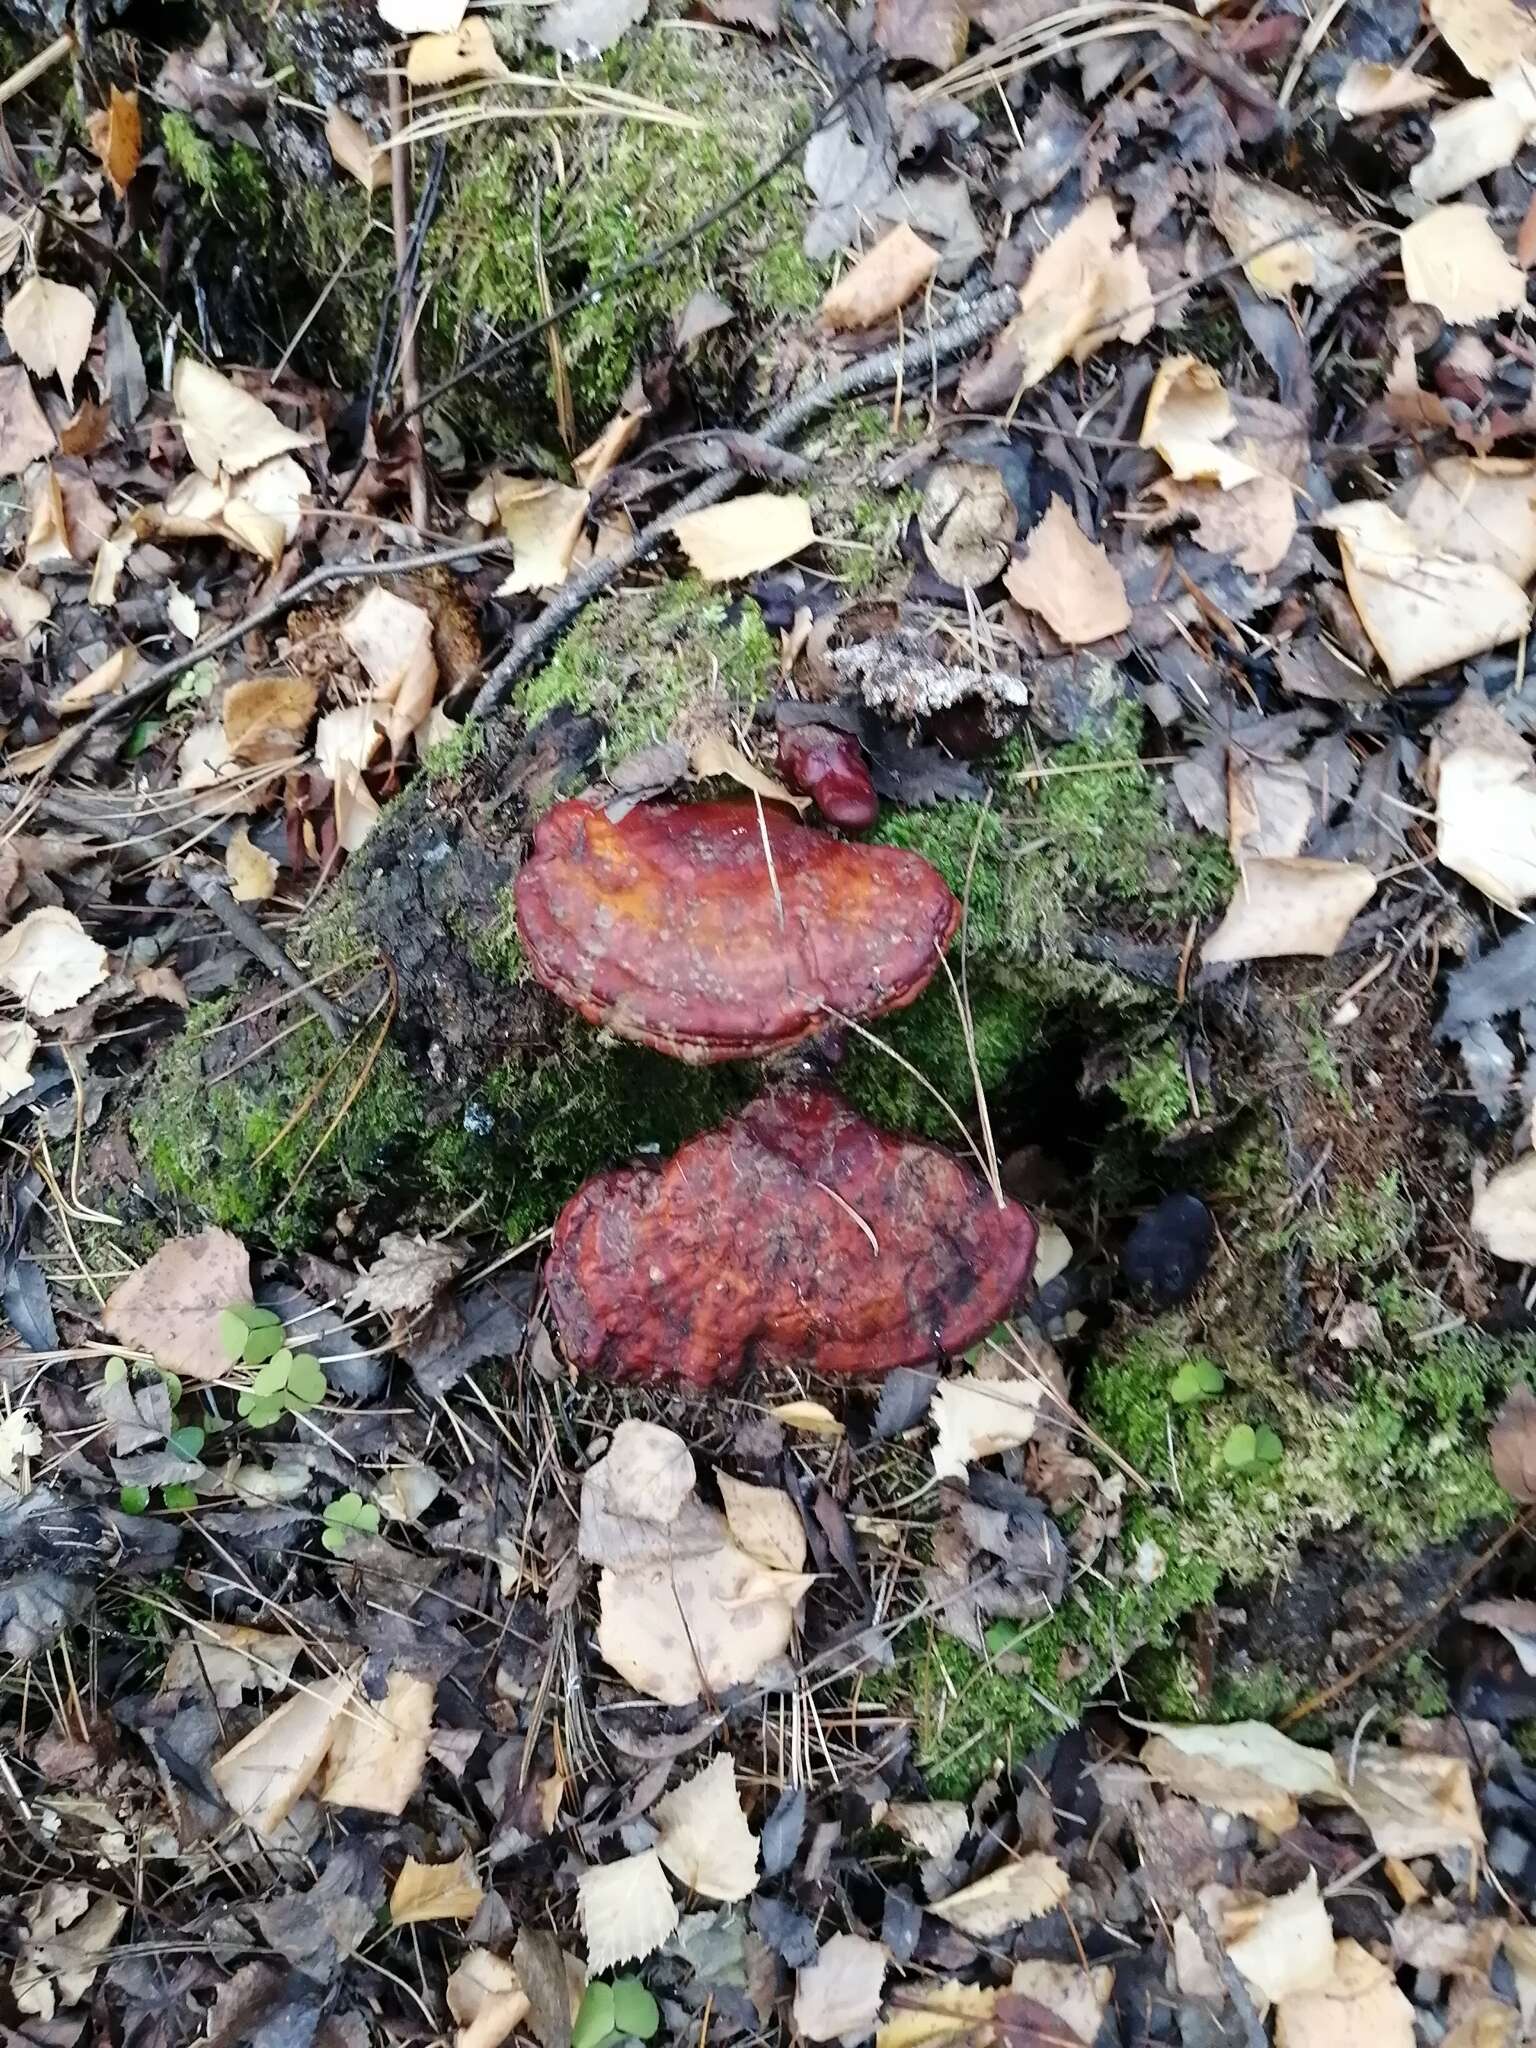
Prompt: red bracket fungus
<box><xmin>514</xmin><ymin>797</ymin><xmax>959</xmax><ymax>1061</ymax></box>
<box><xmin>546</xmin><ymin>1084</ymin><xmax>1038</xmax><ymax>1387</ymax></box>
<box><xmin>777</xmin><ymin>723</ymin><xmax>879</xmax><ymax>830</ymax></box>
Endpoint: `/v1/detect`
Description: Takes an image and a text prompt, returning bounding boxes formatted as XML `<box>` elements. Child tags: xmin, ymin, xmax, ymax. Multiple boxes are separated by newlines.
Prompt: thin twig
<box><xmin>183</xmin><ymin>866</ymin><xmax>349</xmax><ymax>1041</ymax></box>
<box><xmin>0</xmin><ymin>31</ymin><xmax>72</xmax><ymax>107</ymax></box>
<box><xmin>387</xmin><ymin>66</ymin><xmax>431</xmax><ymax>534</ymax></box>
<box><xmin>470</xmin><ymin>286</ymin><xmax>1017</xmax><ymax>718</ymax></box>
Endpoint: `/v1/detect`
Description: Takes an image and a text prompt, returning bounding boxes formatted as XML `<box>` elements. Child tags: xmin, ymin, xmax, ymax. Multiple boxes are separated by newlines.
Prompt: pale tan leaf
<box><xmin>1202</xmin><ymin>857</ymin><xmax>1377</xmax><ymax>964</ymax></box>
<box><xmin>316</xmin><ymin>703</ymin><xmax>385</xmax><ymax>785</ymax></box>
<box><xmin>0</xmin><ymin>364</ymin><xmax>55</xmax><ymax>476</ymax></box>
<box><xmin>654</xmin><ymin>1752</ymin><xmax>760</xmax><ymax>1902</ymax></box>
<box><xmin>1325</xmin><ymin>500</ymin><xmax>1530</xmax><ymax>686</ymax></box>
<box><xmin>166</xmin><ymin>586</ymin><xmax>200</xmax><ymax>639</ymax></box>
<box><xmin>390</xmin><ymin>1849</ymin><xmax>484</xmax><ymax>1925</ymax></box>
<box><xmin>929</xmin><ymin>1855</ymin><xmax>1068</xmax><ymax>1938</ymax></box>
<box><xmin>1152</xmin><ymin>472</ymin><xmax>1297</xmax><ymax>576</ymax></box>
<box><xmin>1137</xmin><ymin>1721</ymin><xmax>1352</xmax><ymax>1832</ymax></box>
<box><xmin>177</xmin><ymin>721</ymin><xmax>253</xmax><ymax>816</ymax></box>
<box><xmin>325</xmin><ymin>106</ymin><xmax>387</xmax><ymax>190</ymax></box>
<box><xmin>3</xmin><ymin>276</ymin><xmax>93</xmax><ymax>403</ymax></box>
<box><xmin>1429</xmin><ymin>0</ymin><xmax>1536</xmax><ymax>81</ymax></box>
<box><xmin>1210</xmin><ymin>174</ymin><xmax>1363</xmax><ymax>299</ymax></box>
<box><xmin>1222</xmin><ymin>1873</ymin><xmax>1337</xmax><ymax>2004</ymax></box>
<box><xmin>597</xmin><ymin>1535</ymin><xmax>812</xmax><ymax>1706</ymax></box>
<box><xmin>133</xmin><ymin>964</ymin><xmax>189</xmax><ymax>1009</ymax></box>
<box><xmin>0</xmin><ymin>1020</ymin><xmax>39</xmax><ymax>1100</ymax></box>
<box><xmin>0</xmin><ymin>569</ymin><xmax>51</xmax><ymax>644</ymax></box>
<box><xmin>341</xmin><ymin>586</ymin><xmax>438</xmax><ymax>751</ymax></box>
<box><xmin>690</xmin><ymin>728</ymin><xmax>809</xmax><ymax>809</ymax></box>
<box><xmin>225</xmin><ymin>675</ymin><xmax>319</xmax><ymax>765</ymax></box>
<box><xmin>573</xmin><ymin>407</ymin><xmax>644</xmax><ymax>489</ymax></box>
<box><xmin>1274</xmin><ymin>1938</ymin><xmax>1414</xmax><ymax>2048</ymax></box>
<box><xmin>1229</xmin><ymin>758</ymin><xmax>1315</xmax><ymax>861</ymax></box>
<box><xmin>226</xmin><ymin>824</ymin><xmax>278</xmax><ymax>904</ymax></box>
<box><xmin>1436</xmin><ymin>710</ymin><xmax>1536</xmax><ymax>910</ymax></box>
<box><xmin>585</xmin><ymin>1417</ymin><xmax>696</xmax><ymax>1528</ymax></box>
<box><xmin>1004</xmin><ymin>499</ymin><xmax>1129</xmax><ymax>645</ymax></box>
<box><xmin>88</xmin><ymin>529</ymin><xmax>132</xmax><ymax>606</ymax></box>
<box><xmin>211</xmin><ymin>1672</ymin><xmax>354</xmax><ymax>1836</ymax></box>
<box><xmin>883</xmin><ymin>1802</ymin><xmax>969</xmax><ymax>1863</ymax></box>
<box><xmin>406</xmin><ymin>17</ymin><xmax>510</xmax><ymax>84</ymax></box>
<box><xmin>494</xmin><ymin>478</ymin><xmax>590</xmax><ymax>595</ymax></box>
<box><xmin>1007</xmin><ymin>1963</ymin><xmax>1113</xmax><ymax>2044</ymax></box>
<box><xmin>323</xmin><ymin>1670</ymin><xmax>435</xmax><ymax>1815</ymax></box>
<box><xmin>670</xmin><ymin>492</ymin><xmax>815</xmax><ymax>583</ymax></box>
<box><xmin>1348</xmin><ymin>1747</ymin><xmax>1484</xmax><ymax>1863</ymax></box>
<box><xmin>1393</xmin><ymin>455</ymin><xmax>1536</xmax><ymax>582</ymax></box>
<box><xmin>13</xmin><ymin>1890</ymin><xmax>125</xmax><ymax>2020</ymax></box>
<box><xmin>103</xmin><ymin>1228</ymin><xmax>252</xmax><ymax>1380</ymax></box>
<box><xmin>1336</xmin><ymin>60</ymin><xmax>1440</xmax><ymax>118</ymax></box>
<box><xmin>769</xmin><ymin>1399</ymin><xmax>844</xmax><ymax>1435</ymax></box>
<box><xmin>86</xmin><ymin>87</ymin><xmax>142</xmax><ymax>197</ymax></box>
<box><xmin>173</xmin><ymin>359</ymin><xmax>312</xmax><ymax>480</ymax></box>
<box><xmin>161</xmin><ymin>1624</ymin><xmax>302</xmax><ymax>1707</ymax></box>
<box><xmin>931</xmin><ymin>1372</ymin><xmax>1046</xmax><ymax>1482</ymax></box>
<box><xmin>1472</xmin><ymin>1150</ymin><xmax>1536</xmax><ymax>1262</ymax></box>
<box><xmin>0</xmin><ymin>907</ymin><xmax>109</xmax><ymax>1018</ymax></box>
<box><xmin>717</xmin><ymin>1471</ymin><xmax>807</xmax><ymax>1572</ymax></box>
<box><xmin>1411</xmin><ymin>96</ymin><xmax>1528</xmax><ymax>202</ymax></box>
<box><xmin>876</xmin><ymin>1982</ymin><xmax>995</xmax><ymax>2048</ymax></box>
<box><xmin>821</xmin><ymin>223</ymin><xmax>940</xmax><ymax>332</ymax></box>
<box><xmin>795</xmin><ymin>1934</ymin><xmax>889</xmax><ymax>2045</ymax></box>
<box><xmin>993</xmin><ymin>195</ymin><xmax>1151</xmax><ymax>394</ymax></box>
<box><xmin>447</xmin><ymin>1950</ymin><xmax>530</xmax><ymax>2048</ymax></box>
<box><xmin>578</xmin><ymin>1849</ymin><xmax>678</xmax><ymax>1972</ymax></box>
<box><xmin>1139</xmin><ymin>355</ymin><xmax>1259</xmax><ymax>488</ymax></box>
<box><xmin>50</xmin><ymin>646</ymin><xmax>143</xmax><ymax>716</ymax></box>
<box><xmin>356</xmin><ymin>1230</ymin><xmax>466</xmax><ymax>1316</ymax></box>
<box><xmin>1401</xmin><ymin>204</ymin><xmax>1526</xmax><ymax>324</ymax></box>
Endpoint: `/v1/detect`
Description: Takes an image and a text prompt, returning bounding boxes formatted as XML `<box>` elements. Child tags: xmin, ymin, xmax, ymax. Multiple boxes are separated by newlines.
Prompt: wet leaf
<box><xmin>104</xmin><ymin>1230</ymin><xmax>253</xmax><ymax>1380</ymax></box>
<box><xmin>1004</xmin><ymin>499</ymin><xmax>1130</xmax><ymax>645</ymax></box>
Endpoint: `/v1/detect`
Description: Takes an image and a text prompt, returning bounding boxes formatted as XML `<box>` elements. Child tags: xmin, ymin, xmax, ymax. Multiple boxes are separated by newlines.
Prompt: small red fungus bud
<box><xmin>777</xmin><ymin>723</ymin><xmax>879</xmax><ymax>830</ymax></box>
<box><xmin>546</xmin><ymin>1083</ymin><xmax>1038</xmax><ymax>1387</ymax></box>
<box><xmin>514</xmin><ymin>798</ymin><xmax>957</xmax><ymax>1062</ymax></box>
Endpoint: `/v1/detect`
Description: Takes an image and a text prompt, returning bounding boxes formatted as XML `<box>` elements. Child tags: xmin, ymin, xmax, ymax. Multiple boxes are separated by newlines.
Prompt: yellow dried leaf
<box><xmin>226</xmin><ymin>826</ymin><xmax>278</xmax><ymax>904</ymax></box>
<box><xmin>717</xmin><ymin>1471</ymin><xmax>807</xmax><ymax>1572</ymax></box>
<box><xmin>1326</xmin><ymin>499</ymin><xmax>1531</xmax><ymax>685</ymax></box>
<box><xmin>86</xmin><ymin>87</ymin><xmax>141</xmax><ymax>197</ymax></box>
<box><xmin>322</xmin><ymin>1670</ymin><xmax>436</xmax><ymax>1815</ymax></box>
<box><xmin>325</xmin><ymin>107</ymin><xmax>386</xmax><ymax>191</ymax></box>
<box><xmin>821</xmin><ymin>223</ymin><xmax>940</xmax><ymax>332</ymax></box>
<box><xmin>927</xmin><ymin>1855</ymin><xmax>1068</xmax><ymax>1938</ymax></box>
<box><xmin>1003</xmin><ymin>499</ymin><xmax>1129</xmax><ymax>646</ymax></box>
<box><xmin>877</xmin><ymin>1982</ymin><xmax>996</xmax><ymax>2048</ymax></box>
<box><xmin>211</xmin><ymin>1672</ymin><xmax>355</xmax><ymax>1836</ymax></box>
<box><xmin>389</xmin><ymin>1850</ymin><xmax>484</xmax><ymax>1925</ymax></box>
<box><xmin>3</xmin><ymin>276</ymin><xmax>94</xmax><ymax>403</ymax></box>
<box><xmin>670</xmin><ymin>492</ymin><xmax>815</xmax><ymax>583</ymax></box>
<box><xmin>1401</xmin><ymin>204</ymin><xmax>1526</xmax><ymax>324</ymax></box>
<box><xmin>1202</xmin><ymin>858</ymin><xmax>1377</xmax><ymax>965</ymax></box>
<box><xmin>405</xmin><ymin>17</ymin><xmax>510</xmax><ymax>84</ymax></box>
<box><xmin>689</xmin><ymin>728</ymin><xmax>808</xmax><ymax>809</ymax></box>
<box><xmin>768</xmin><ymin>1399</ymin><xmax>844</xmax><ymax>1435</ymax></box>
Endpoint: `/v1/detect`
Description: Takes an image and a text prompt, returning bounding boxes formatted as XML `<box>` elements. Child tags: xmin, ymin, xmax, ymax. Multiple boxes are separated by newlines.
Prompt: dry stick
<box><xmin>183</xmin><ymin>866</ymin><xmax>349</xmax><ymax>1041</ymax></box>
<box><xmin>471</xmin><ymin>286</ymin><xmax>1018</xmax><ymax>719</ymax></box>
<box><xmin>0</xmin><ymin>31</ymin><xmax>72</xmax><ymax>108</ymax></box>
<box><xmin>387</xmin><ymin>66</ymin><xmax>431</xmax><ymax>535</ymax></box>
<box><xmin>13</xmin><ymin>539</ymin><xmax>506</xmax><ymax>821</ymax></box>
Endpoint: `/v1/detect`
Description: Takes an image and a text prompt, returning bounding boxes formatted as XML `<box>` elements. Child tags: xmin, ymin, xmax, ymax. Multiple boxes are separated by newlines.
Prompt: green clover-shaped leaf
<box><xmin>573</xmin><ymin>1984</ymin><xmax>617</xmax><ymax>2048</ymax></box>
<box><xmin>1253</xmin><ymin>1425</ymin><xmax>1283</xmax><ymax>1466</ymax></box>
<box><xmin>162</xmin><ymin>1483</ymin><xmax>198</xmax><ymax>1512</ymax></box>
<box><xmin>1170</xmin><ymin>1360</ymin><xmax>1224</xmax><ymax>1406</ymax></box>
<box><xmin>118</xmin><ymin>1483</ymin><xmax>150</xmax><ymax>1515</ymax></box>
<box><xmin>610</xmin><ymin>1980</ymin><xmax>659</xmax><ymax>2041</ymax></box>
<box><xmin>321</xmin><ymin>1491</ymin><xmax>380</xmax><ymax>1553</ymax></box>
<box><xmin>1221</xmin><ymin>1423</ymin><xmax>1257</xmax><ymax>1471</ymax></box>
<box><xmin>167</xmin><ymin>1425</ymin><xmax>205</xmax><ymax>1461</ymax></box>
<box><xmin>285</xmin><ymin>1353</ymin><xmax>327</xmax><ymax>1409</ymax></box>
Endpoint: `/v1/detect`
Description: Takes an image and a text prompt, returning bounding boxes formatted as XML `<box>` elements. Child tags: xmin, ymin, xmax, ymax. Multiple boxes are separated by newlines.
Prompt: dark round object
<box><xmin>1121</xmin><ymin>1193</ymin><xmax>1215</xmax><ymax>1308</ymax></box>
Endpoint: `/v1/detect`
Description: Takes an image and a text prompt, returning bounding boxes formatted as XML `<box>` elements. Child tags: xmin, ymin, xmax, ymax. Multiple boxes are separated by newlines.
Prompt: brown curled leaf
<box><xmin>546</xmin><ymin>1084</ymin><xmax>1037</xmax><ymax>1386</ymax></box>
<box><xmin>515</xmin><ymin>798</ymin><xmax>959</xmax><ymax>1061</ymax></box>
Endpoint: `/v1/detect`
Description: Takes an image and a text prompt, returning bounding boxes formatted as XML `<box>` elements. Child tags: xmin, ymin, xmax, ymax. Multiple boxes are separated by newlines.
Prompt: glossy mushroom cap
<box><xmin>546</xmin><ymin>1083</ymin><xmax>1038</xmax><ymax>1386</ymax></box>
<box><xmin>514</xmin><ymin>798</ymin><xmax>959</xmax><ymax>1062</ymax></box>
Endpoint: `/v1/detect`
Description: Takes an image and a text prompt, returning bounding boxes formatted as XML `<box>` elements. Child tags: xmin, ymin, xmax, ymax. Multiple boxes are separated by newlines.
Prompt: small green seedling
<box><xmin>321</xmin><ymin>1492</ymin><xmax>380</xmax><ymax>1553</ymax></box>
<box><xmin>237</xmin><ymin>1348</ymin><xmax>327</xmax><ymax>1428</ymax></box>
<box><xmin>573</xmin><ymin>1979</ymin><xmax>660</xmax><ymax>2048</ymax></box>
<box><xmin>1170</xmin><ymin>1360</ymin><xmax>1225</xmax><ymax>1406</ymax></box>
<box><xmin>1221</xmin><ymin>1422</ymin><xmax>1283</xmax><ymax>1472</ymax></box>
<box><xmin>168</xmin><ymin>1425</ymin><xmax>205</xmax><ymax>1461</ymax></box>
<box><xmin>118</xmin><ymin>1484</ymin><xmax>151</xmax><ymax>1515</ymax></box>
<box><xmin>219</xmin><ymin>1303</ymin><xmax>286</xmax><ymax>1368</ymax></box>
<box><xmin>162</xmin><ymin>1483</ymin><xmax>199</xmax><ymax>1511</ymax></box>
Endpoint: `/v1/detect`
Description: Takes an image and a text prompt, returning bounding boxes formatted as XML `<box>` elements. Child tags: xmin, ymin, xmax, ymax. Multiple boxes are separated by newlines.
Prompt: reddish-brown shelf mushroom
<box><xmin>546</xmin><ymin>1083</ymin><xmax>1038</xmax><ymax>1386</ymax></box>
<box><xmin>514</xmin><ymin>798</ymin><xmax>959</xmax><ymax>1062</ymax></box>
<box><xmin>778</xmin><ymin>723</ymin><xmax>879</xmax><ymax>830</ymax></box>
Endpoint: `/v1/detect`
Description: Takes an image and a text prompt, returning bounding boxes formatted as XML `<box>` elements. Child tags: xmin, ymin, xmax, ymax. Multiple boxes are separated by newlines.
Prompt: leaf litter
<box><xmin>11</xmin><ymin>1</ymin><xmax>1536</xmax><ymax>2044</ymax></box>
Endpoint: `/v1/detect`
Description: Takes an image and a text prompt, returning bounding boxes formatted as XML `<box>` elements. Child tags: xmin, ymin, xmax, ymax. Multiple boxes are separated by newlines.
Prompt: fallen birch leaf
<box><xmin>225</xmin><ymin>826</ymin><xmax>277</xmax><ymax>904</ymax></box>
<box><xmin>928</xmin><ymin>1854</ymin><xmax>1069</xmax><ymax>1937</ymax></box>
<box><xmin>1004</xmin><ymin>500</ymin><xmax>1129</xmax><ymax>644</ymax></box>
<box><xmin>1006</xmin><ymin>1964</ymin><xmax>1112</xmax><ymax>2044</ymax></box>
<box><xmin>1139</xmin><ymin>355</ymin><xmax>1259</xmax><ymax>488</ymax></box>
<box><xmin>406</xmin><ymin>17</ymin><xmax>510</xmax><ymax>84</ymax></box>
<box><xmin>821</xmin><ymin>223</ymin><xmax>939</xmax><ymax>331</ymax></box>
<box><xmin>578</xmin><ymin>1849</ymin><xmax>678</xmax><ymax>1972</ymax></box>
<box><xmin>51</xmin><ymin>645</ymin><xmax>143</xmax><ymax>715</ymax></box>
<box><xmin>1337</xmin><ymin>61</ymin><xmax>1439</xmax><ymax>118</ymax></box>
<box><xmin>103</xmin><ymin>1228</ymin><xmax>252</xmax><ymax>1380</ymax></box>
<box><xmin>211</xmin><ymin>1671</ymin><xmax>354</xmax><ymax>1836</ymax></box>
<box><xmin>173</xmin><ymin>358</ymin><xmax>313</xmax><ymax>479</ymax></box>
<box><xmin>654</xmin><ymin>1753</ymin><xmax>760</xmax><ymax>1902</ymax></box>
<box><xmin>1393</xmin><ymin>455</ymin><xmax>1536</xmax><ymax>582</ymax></box>
<box><xmin>1209</xmin><ymin>174</ymin><xmax>1363</xmax><ymax>299</ymax></box>
<box><xmin>161</xmin><ymin>1623</ymin><xmax>302</xmax><ymax>1706</ymax></box>
<box><xmin>931</xmin><ymin>1373</ymin><xmax>1046</xmax><ymax>1482</ymax></box>
<box><xmin>1202</xmin><ymin>858</ymin><xmax>1377</xmax><ymax>964</ymax></box>
<box><xmin>690</xmin><ymin>728</ymin><xmax>808</xmax><ymax>809</ymax></box>
<box><xmin>1429</xmin><ymin>0</ymin><xmax>1536</xmax><ymax>80</ymax></box>
<box><xmin>1222</xmin><ymin>1873</ymin><xmax>1337</xmax><ymax>2004</ymax></box>
<box><xmin>224</xmin><ymin>675</ymin><xmax>319</xmax><ymax>765</ymax></box>
<box><xmin>341</xmin><ymin>586</ymin><xmax>438</xmax><ymax>752</ymax></box>
<box><xmin>86</xmin><ymin>86</ymin><xmax>141</xmax><ymax>196</ymax></box>
<box><xmin>13</xmin><ymin>1889</ymin><xmax>126</xmax><ymax>2021</ymax></box>
<box><xmin>1274</xmin><ymin>1937</ymin><xmax>1414</xmax><ymax>2048</ymax></box>
<box><xmin>770</xmin><ymin>1399</ymin><xmax>844</xmax><ymax>1435</ymax></box>
<box><xmin>0</xmin><ymin>364</ymin><xmax>55</xmax><ymax>476</ymax></box>
<box><xmin>671</xmin><ymin>492</ymin><xmax>815</xmax><ymax>582</ymax></box>
<box><xmin>1411</xmin><ymin>96</ymin><xmax>1529</xmax><ymax>202</ymax></box>
<box><xmin>717</xmin><ymin>1471</ymin><xmax>807</xmax><ymax>1572</ymax></box>
<box><xmin>3</xmin><ymin>276</ymin><xmax>94</xmax><ymax>403</ymax></box>
<box><xmin>0</xmin><ymin>1020</ymin><xmax>39</xmax><ymax>1099</ymax></box>
<box><xmin>885</xmin><ymin>1801</ymin><xmax>969</xmax><ymax>1863</ymax></box>
<box><xmin>584</xmin><ymin>1417</ymin><xmax>696</xmax><ymax>1529</ymax></box>
<box><xmin>876</xmin><ymin>1983</ymin><xmax>996</xmax><ymax>2048</ymax></box>
<box><xmin>390</xmin><ymin>1849</ymin><xmax>484</xmax><ymax>1925</ymax></box>
<box><xmin>322</xmin><ymin>1670</ymin><xmax>436</xmax><ymax>1814</ymax></box>
<box><xmin>1137</xmin><ymin>1720</ymin><xmax>1352</xmax><ymax>1832</ymax></box>
<box><xmin>1325</xmin><ymin>500</ymin><xmax>1530</xmax><ymax>686</ymax></box>
<box><xmin>1473</xmin><ymin>1157</ymin><xmax>1536</xmax><ymax>1265</ymax></box>
<box><xmin>447</xmin><ymin>1951</ymin><xmax>530</xmax><ymax>2048</ymax></box>
<box><xmin>0</xmin><ymin>569</ymin><xmax>51</xmax><ymax>644</ymax></box>
<box><xmin>795</xmin><ymin>1934</ymin><xmax>889</xmax><ymax>2045</ymax></box>
<box><xmin>1435</xmin><ymin>703</ymin><xmax>1536</xmax><ymax>909</ymax></box>
<box><xmin>992</xmin><ymin>194</ymin><xmax>1151</xmax><ymax>393</ymax></box>
<box><xmin>0</xmin><ymin>907</ymin><xmax>109</xmax><ymax>1017</ymax></box>
<box><xmin>597</xmin><ymin>1539</ymin><xmax>812</xmax><ymax>1705</ymax></box>
<box><xmin>1401</xmin><ymin>204</ymin><xmax>1526</xmax><ymax>324</ymax></box>
<box><xmin>494</xmin><ymin>478</ymin><xmax>590</xmax><ymax>595</ymax></box>
<box><xmin>1349</xmin><ymin>1746</ymin><xmax>1485</xmax><ymax>1863</ymax></box>
<box><xmin>325</xmin><ymin>107</ymin><xmax>386</xmax><ymax>190</ymax></box>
